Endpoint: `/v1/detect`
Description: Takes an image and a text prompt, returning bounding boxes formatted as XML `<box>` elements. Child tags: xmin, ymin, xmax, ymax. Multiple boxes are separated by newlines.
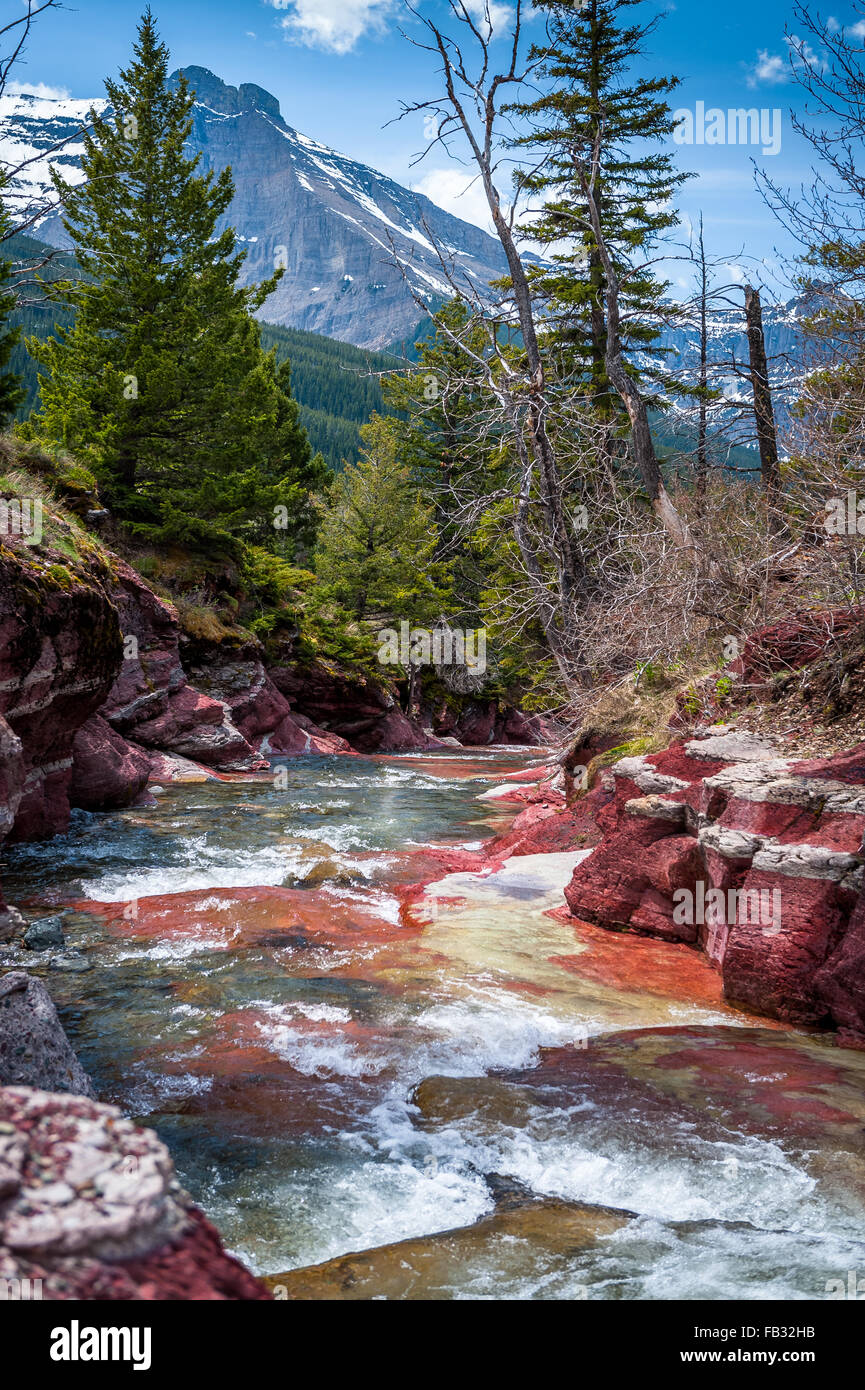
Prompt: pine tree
<box><xmin>0</xmin><ymin>188</ymin><xmax>24</xmax><ymax>426</ymax></box>
<box><xmin>512</xmin><ymin>0</ymin><xmax>689</xmax><ymax>417</ymax></box>
<box><xmin>26</xmin><ymin>10</ymin><xmax>314</xmax><ymax>558</ymax></box>
<box><xmin>313</xmin><ymin>413</ymin><xmax>451</xmax><ymax>624</ymax></box>
<box><xmin>248</xmin><ymin>354</ymin><xmax>332</xmax><ymax>561</ymax></box>
<box><xmin>381</xmin><ymin>301</ymin><xmax>518</xmax><ymax>629</ymax></box>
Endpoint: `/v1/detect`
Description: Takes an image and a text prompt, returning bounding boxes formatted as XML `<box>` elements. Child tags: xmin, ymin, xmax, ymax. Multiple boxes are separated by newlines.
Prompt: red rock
<box><xmin>0</xmin><ymin>548</ymin><xmax>124</xmax><ymax>842</ymax></box>
<box><xmin>269</xmin><ymin>711</ymin><xmax>353</xmax><ymax>755</ymax></box>
<box><xmin>548</xmin><ymin>915</ymin><xmax>731</xmax><ymax>1012</ymax></box>
<box><xmin>453</xmin><ymin>701</ymin><xmax>496</xmax><ymax>746</ymax></box>
<box><xmin>501</xmin><ymin>765</ymin><xmax>557</xmax><ymax>783</ymax></box>
<box><xmin>814</xmin><ymin>888</ymin><xmax>865</xmax><ymax>1046</ymax></box>
<box><xmin>735</xmin><ymin>607</ymin><xmax>865</xmax><ymax>683</ymax></box>
<box><xmin>721</xmin><ymin>864</ymin><xmax>856</xmax><ymax>1026</ymax></box>
<box><xmin>493</xmin><ymin>706</ymin><xmax>555</xmax><ymax>745</ymax></box>
<box><xmin>270</xmin><ymin>661</ymin><xmax>443</xmax><ymax>751</ymax></box>
<box><xmin>0</xmin><ymin>715</ymin><xmax>24</xmax><ymax>841</ymax></box>
<box><xmin>561</xmin><ymin>731</ymin><xmax>865</xmax><ymax>1043</ymax></box>
<box><xmin>75</xmin><ymin>1206</ymin><xmax>271</xmax><ymax>1301</ymax></box>
<box><xmin>70</xmin><ymin>715</ymin><xmax>152</xmax><ymax>810</ymax></box>
<box><xmin>98</xmin><ymin>560</ymin><xmax>182</xmax><ymax>733</ymax></box>
<box><xmin>0</xmin><ymin>1086</ymin><xmax>269</xmax><ymax>1301</ymax></box>
<box><xmin>131</xmin><ymin>685</ymin><xmax>266</xmax><ymax>771</ymax></box>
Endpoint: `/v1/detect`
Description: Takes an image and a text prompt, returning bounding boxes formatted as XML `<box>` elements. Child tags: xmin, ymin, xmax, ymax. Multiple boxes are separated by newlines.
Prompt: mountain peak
<box><xmin>170</xmin><ymin>67</ymin><xmax>281</xmax><ymax>122</ymax></box>
<box><xmin>2</xmin><ymin>70</ymin><xmax>513</xmax><ymax>349</ymax></box>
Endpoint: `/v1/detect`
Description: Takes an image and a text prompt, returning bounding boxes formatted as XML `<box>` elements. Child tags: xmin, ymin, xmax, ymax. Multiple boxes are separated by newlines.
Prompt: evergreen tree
<box><xmin>511</xmin><ymin>0</ymin><xmax>689</xmax><ymax>417</ymax></box>
<box><xmin>0</xmin><ymin>188</ymin><xmax>24</xmax><ymax>426</ymax></box>
<box><xmin>26</xmin><ymin>11</ymin><xmax>315</xmax><ymax>558</ymax></box>
<box><xmin>314</xmin><ymin>413</ymin><xmax>451</xmax><ymax>624</ymax></box>
<box><xmin>381</xmin><ymin>301</ymin><xmax>518</xmax><ymax>629</ymax></box>
<box><xmin>248</xmin><ymin>354</ymin><xmax>332</xmax><ymax>561</ymax></box>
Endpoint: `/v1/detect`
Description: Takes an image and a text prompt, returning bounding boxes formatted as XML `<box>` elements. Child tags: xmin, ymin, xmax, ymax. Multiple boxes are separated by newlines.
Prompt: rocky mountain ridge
<box><xmin>0</xmin><ymin>69</ymin><xmax>520</xmax><ymax>351</ymax></box>
<box><xmin>0</xmin><ymin>67</ymin><xmax>809</xmax><ymax>408</ymax></box>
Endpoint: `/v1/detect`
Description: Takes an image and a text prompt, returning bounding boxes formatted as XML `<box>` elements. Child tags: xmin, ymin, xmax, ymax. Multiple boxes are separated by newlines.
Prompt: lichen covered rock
<box><xmin>0</xmin><ymin>1085</ymin><xmax>271</xmax><ymax>1300</ymax></box>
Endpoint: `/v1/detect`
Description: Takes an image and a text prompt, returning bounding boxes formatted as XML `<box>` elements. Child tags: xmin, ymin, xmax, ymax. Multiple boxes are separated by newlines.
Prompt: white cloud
<box><xmin>850</xmin><ymin>20</ymin><xmax>865</xmax><ymax>38</ymax></box>
<box><xmin>269</xmin><ymin>0</ymin><xmax>397</xmax><ymax>54</ymax></box>
<box><xmin>412</xmin><ymin>167</ymin><xmax>495</xmax><ymax>232</ymax></box>
<box><xmin>269</xmin><ymin>0</ymin><xmax>515</xmax><ymax>53</ymax></box>
<box><xmin>464</xmin><ymin>0</ymin><xmax>514</xmax><ymax>30</ymax></box>
<box><xmin>746</xmin><ymin>34</ymin><xmax>826</xmax><ymax>87</ymax></box>
<box><xmin>746</xmin><ymin>49</ymin><xmax>787</xmax><ymax>87</ymax></box>
<box><xmin>792</xmin><ymin>35</ymin><xmax>826</xmax><ymax>68</ymax></box>
<box><xmin>6</xmin><ymin>80</ymin><xmax>70</xmax><ymax>100</ymax></box>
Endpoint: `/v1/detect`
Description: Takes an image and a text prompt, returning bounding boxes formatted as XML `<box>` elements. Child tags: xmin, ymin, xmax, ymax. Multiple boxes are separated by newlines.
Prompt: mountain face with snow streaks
<box><xmin>0</xmin><ymin>68</ymin><xmax>515</xmax><ymax>350</ymax></box>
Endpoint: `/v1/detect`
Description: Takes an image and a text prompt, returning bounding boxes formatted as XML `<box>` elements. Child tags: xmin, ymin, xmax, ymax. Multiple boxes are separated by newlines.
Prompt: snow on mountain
<box><xmin>0</xmin><ymin>69</ymin><xmax>521</xmax><ymax>350</ymax></box>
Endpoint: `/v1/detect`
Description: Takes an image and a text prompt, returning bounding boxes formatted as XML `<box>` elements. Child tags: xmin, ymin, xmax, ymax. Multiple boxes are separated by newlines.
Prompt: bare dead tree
<box><xmin>395</xmin><ymin>0</ymin><xmax>594</xmax><ymax>687</ymax></box>
<box><xmin>694</xmin><ymin>215</ymin><xmax>710</xmax><ymax>493</ymax></box>
<box><xmin>0</xmin><ymin>1</ymin><xmax>80</xmax><ymax>264</ymax></box>
<box><xmin>743</xmin><ymin>284</ymin><xmax>782</xmax><ymax>499</ymax></box>
<box><xmin>0</xmin><ymin>1</ymin><xmax>61</xmax><ymax>100</ymax></box>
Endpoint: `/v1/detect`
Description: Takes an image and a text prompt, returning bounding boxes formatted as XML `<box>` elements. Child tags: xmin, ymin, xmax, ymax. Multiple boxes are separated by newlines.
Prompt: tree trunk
<box><xmin>581</xmin><ymin>166</ymin><xmax>695</xmax><ymax>553</ymax></box>
<box><xmin>696</xmin><ymin>218</ymin><xmax>709</xmax><ymax>499</ymax></box>
<box><xmin>744</xmin><ymin>284</ymin><xmax>781</xmax><ymax>497</ymax></box>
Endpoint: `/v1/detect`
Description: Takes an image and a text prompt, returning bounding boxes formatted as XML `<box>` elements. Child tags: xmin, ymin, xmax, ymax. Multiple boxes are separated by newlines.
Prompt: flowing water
<box><xmin>3</xmin><ymin>749</ymin><xmax>865</xmax><ymax>1300</ymax></box>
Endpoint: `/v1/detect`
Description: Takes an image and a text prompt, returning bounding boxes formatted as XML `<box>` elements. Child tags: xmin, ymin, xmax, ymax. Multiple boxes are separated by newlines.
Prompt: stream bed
<box><xmin>3</xmin><ymin>749</ymin><xmax>865</xmax><ymax>1300</ymax></box>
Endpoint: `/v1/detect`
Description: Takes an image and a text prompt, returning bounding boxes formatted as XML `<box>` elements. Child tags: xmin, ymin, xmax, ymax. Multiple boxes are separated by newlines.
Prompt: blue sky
<box><xmin>10</xmin><ymin>0</ymin><xmax>863</xmax><ymax>296</ymax></box>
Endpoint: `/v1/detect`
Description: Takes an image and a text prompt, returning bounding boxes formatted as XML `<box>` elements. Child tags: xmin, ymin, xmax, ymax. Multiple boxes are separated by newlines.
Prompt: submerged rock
<box><xmin>23</xmin><ymin>915</ymin><xmax>66</xmax><ymax>951</ymax></box>
<box><xmin>263</xmin><ymin>1198</ymin><xmax>633</xmax><ymax>1300</ymax></box>
<box><xmin>48</xmin><ymin>950</ymin><xmax>93</xmax><ymax>974</ymax></box>
<box><xmin>0</xmin><ymin>904</ymin><xmax>25</xmax><ymax>944</ymax></box>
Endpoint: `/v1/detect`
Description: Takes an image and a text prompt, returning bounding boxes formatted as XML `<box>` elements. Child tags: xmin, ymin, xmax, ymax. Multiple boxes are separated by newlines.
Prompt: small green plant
<box><xmin>635</xmin><ymin>660</ymin><xmax>659</xmax><ymax>689</ymax></box>
<box><xmin>682</xmin><ymin>687</ymin><xmax>702</xmax><ymax>717</ymax></box>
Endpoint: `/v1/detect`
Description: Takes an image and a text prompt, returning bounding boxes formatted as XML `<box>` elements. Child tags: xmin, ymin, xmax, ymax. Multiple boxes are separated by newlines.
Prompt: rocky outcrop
<box><xmin>427</xmin><ymin>697</ymin><xmax>555</xmax><ymax>747</ymax></box>
<box><xmin>70</xmin><ymin>715</ymin><xmax>151</xmax><ymax>810</ymax></box>
<box><xmin>0</xmin><ymin>547</ymin><xmax>124</xmax><ymax>840</ymax></box>
<box><xmin>0</xmin><ymin>1086</ymin><xmax>270</xmax><ymax>1300</ymax></box>
<box><xmin>0</xmin><ymin>972</ymin><xmax>95</xmax><ymax>1096</ymax></box>
<box><xmin>270</xmin><ymin>661</ymin><xmax>443</xmax><ymax>753</ymax></box>
<box><xmin>0</xmin><ymin>540</ymin><xmax>269</xmax><ymax>869</ymax></box>
<box><xmin>0</xmin><ymin>716</ymin><xmax>25</xmax><ymax>934</ymax></box>
<box><xmin>181</xmin><ymin>647</ymin><xmax>353</xmax><ymax>756</ymax></box>
<box><xmin>563</xmin><ymin>729</ymin><xmax>865</xmax><ymax>1044</ymax></box>
<box><xmin>96</xmin><ymin>562</ymin><xmax>267</xmax><ymax>774</ymax></box>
